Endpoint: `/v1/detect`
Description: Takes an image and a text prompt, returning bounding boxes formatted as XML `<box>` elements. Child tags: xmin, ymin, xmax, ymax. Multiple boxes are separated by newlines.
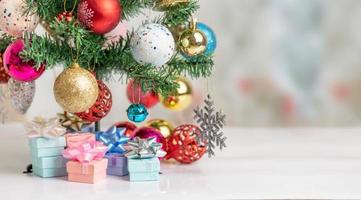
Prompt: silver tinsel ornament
<box><xmin>194</xmin><ymin>94</ymin><xmax>227</xmax><ymax>157</ymax></box>
<box><xmin>8</xmin><ymin>78</ymin><xmax>35</xmax><ymax>114</ymax></box>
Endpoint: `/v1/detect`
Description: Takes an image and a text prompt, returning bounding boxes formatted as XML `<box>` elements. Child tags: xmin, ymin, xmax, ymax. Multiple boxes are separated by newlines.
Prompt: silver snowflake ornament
<box><xmin>194</xmin><ymin>94</ymin><xmax>226</xmax><ymax>157</ymax></box>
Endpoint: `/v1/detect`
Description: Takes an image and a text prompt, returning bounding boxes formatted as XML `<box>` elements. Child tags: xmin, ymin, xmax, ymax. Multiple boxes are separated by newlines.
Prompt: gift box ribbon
<box><xmin>26</xmin><ymin>117</ymin><xmax>66</xmax><ymax>139</ymax></box>
<box><xmin>62</xmin><ymin>141</ymin><xmax>107</xmax><ymax>163</ymax></box>
<box><xmin>125</xmin><ymin>137</ymin><xmax>166</xmax><ymax>159</ymax></box>
<box><xmin>96</xmin><ymin>126</ymin><xmax>129</xmax><ymax>154</ymax></box>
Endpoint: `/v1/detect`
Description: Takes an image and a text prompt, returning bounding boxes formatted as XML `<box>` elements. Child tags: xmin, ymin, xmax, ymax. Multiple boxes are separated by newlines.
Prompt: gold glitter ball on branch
<box><xmin>155</xmin><ymin>0</ymin><xmax>189</xmax><ymax>10</ymax></box>
<box><xmin>53</xmin><ymin>63</ymin><xmax>99</xmax><ymax>113</ymax></box>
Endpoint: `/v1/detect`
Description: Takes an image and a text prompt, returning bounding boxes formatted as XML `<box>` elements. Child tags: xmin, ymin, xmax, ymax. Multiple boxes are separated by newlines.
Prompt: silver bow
<box><xmin>125</xmin><ymin>137</ymin><xmax>166</xmax><ymax>159</ymax></box>
<box><xmin>25</xmin><ymin>117</ymin><xmax>67</xmax><ymax>139</ymax></box>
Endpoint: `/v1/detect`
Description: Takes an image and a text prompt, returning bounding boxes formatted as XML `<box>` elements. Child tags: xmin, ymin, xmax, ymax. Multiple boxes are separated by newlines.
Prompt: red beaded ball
<box><xmin>75</xmin><ymin>80</ymin><xmax>112</xmax><ymax>122</ymax></box>
<box><xmin>165</xmin><ymin>124</ymin><xmax>206</xmax><ymax>164</ymax></box>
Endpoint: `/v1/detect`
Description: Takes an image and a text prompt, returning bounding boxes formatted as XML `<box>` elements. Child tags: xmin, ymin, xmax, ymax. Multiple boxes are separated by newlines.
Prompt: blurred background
<box><xmin>2</xmin><ymin>0</ymin><xmax>361</xmax><ymax>127</ymax></box>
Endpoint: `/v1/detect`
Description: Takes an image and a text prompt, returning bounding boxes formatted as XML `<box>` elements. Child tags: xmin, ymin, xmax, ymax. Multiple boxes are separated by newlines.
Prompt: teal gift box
<box><xmin>28</xmin><ymin>137</ymin><xmax>67</xmax><ymax>178</ymax></box>
<box><xmin>33</xmin><ymin>167</ymin><xmax>67</xmax><ymax>178</ymax></box>
<box><xmin>127</xmin><ymin>157</ymin><xmax>160</xmax><ymax>182</ymax></box>
<box><xmin>29</xmin><ymin>137</ymin><xmax>66</xmax><ymax>157</ymax></box>
<box><xmin>31</xmin><ymin>156</ymin><xmax>67</xmax><ymax>169</ymax></box>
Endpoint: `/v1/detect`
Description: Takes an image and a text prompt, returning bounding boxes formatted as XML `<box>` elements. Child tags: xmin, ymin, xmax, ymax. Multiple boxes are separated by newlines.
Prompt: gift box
<box><xmin>66</xmin><ymin>159</ymin><xmax>108</xmax><ymax>184</ymax></box>
<box><xmin>127</xmin><ymin>157</ymin><xmax>160</xmax><ymax>182</ymax></box>
<box><xmin>29</xmin><ymin>137</ymin><xmax>66</xmax><ymax>158</ymax></box>
<box><xmin>32</xmin><ymin>155</ymin><xmax>67</xmax><ymax>169</ymax></box>
<box><xmin>65</xmin><ymin>133</ymin><xmax>95</xmax><ymax>148</ymax></box>
<box><xmin>105</xmin><ymin>154</ymin><xmax>128</xmax><ymax>176</ymax></box>
<box><xmin>33</xmin><ymin>167</ymin><xmax>67</xmax><ymax>178</ymax></box>
<box><xmin>28</xmin><ymin>137</ymin><xmax>67</xmax><ymax>178</ymax></box>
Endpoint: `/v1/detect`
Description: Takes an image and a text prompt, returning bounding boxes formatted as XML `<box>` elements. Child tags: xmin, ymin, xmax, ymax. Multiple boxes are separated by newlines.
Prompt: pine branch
<box><xmin>20</xmin><ymin>0</ymin><xmax>211</xmax><ymax>96</ymax></box>
<box><xmin>25</xmin><ymin>0</ymin><xmax>75</xmax><ymax>21</ymax></box>
<box><xmin>168</xmin><ymin>54</ymin><xmax>214</xmax><ymax>78</ymax></box>
<box><xmin>162</xmin><ymin>0</ymin><xmax>199</xmax><ymax>27</ymax></box>
<box><xmin>121</xmin><ymin>0</ymin><xmax>156</xmax><ymax>19</ymax></box>
<box><xmin>0</xmin><ymin>34</ymin><xmax>14</xmax><ymax>52</ymax></box>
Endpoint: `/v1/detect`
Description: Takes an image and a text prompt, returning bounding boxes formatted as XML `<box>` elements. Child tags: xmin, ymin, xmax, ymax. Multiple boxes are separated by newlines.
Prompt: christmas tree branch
<box><xmin>168</xmin><ymin>54</ymin><xmax>214</xmax><ymax>78</ymax></box>
<box><xmin>18</xmin><ymin>0</ymin><xmax>209</xmax><ymax>96</ymax></box>
<box><xmin>162</xmin><ymin>0</ymin><xmax>199</xmax><ymax>27</ymax></box>
<box><xmin>0</xmin><ymin>33</ymin><xmax>14</xmax><ymax>52</ymax></box>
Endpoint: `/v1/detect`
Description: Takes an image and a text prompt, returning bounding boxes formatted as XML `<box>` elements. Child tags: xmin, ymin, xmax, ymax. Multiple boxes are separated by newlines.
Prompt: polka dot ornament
<box><xmin>164</xmin><ymin>124</ymin><xmax>206</xmax><ymax>164</ymax></box>
<box><xmin>0</xmin><ymin>0</ymin><xmax>39</xmax><ymax>37</ymax></box>
<box><xmin>131</xmin><ymin>23</ymin><xmax>175</xmax><ymax>67</ymax></box>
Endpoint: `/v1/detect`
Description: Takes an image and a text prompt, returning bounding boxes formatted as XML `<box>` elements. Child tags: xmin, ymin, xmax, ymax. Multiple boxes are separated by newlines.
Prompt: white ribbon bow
<box><xmin>26</xmin><ymin>117</ymin><xmax>67</xmax><ymax>139</ymax></box>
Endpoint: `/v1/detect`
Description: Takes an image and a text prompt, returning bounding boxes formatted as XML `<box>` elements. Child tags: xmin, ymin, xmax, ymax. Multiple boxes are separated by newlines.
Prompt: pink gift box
<box><xmin>66</xmin><ymin>159</ymin><xmax>107</xmax><ymax>184</ymax></box>
<box><xmin>65</xmin><ymin>133</ymin><xmax>95</xmax><ymax>148</ymax></box>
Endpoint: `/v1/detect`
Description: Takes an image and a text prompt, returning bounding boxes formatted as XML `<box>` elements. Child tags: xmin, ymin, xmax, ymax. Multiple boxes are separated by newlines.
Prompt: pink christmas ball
<box><xmin>134</xmin><ymin>127</ymin><xmax>165</xmax><ymax>146</ymax></box>
<box><xmin>3</xmin><ymin>39</ymin><xmax>45</xmax><ymax>82</ymax></box>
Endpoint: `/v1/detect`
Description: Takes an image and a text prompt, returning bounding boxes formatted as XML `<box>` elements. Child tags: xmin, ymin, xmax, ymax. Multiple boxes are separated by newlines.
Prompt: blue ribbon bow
<box><xmin>96</xmin><ymin>126</ymin><xmax>130</xmax><ymax>154</ymax></box>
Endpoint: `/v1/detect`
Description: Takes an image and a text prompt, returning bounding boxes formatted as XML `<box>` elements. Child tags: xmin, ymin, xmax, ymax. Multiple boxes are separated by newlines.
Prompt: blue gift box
<box><xmin>31</xmin><ymin>147</ymin><xmax>64</xmax><ymax>157</ymax></box>
<box><xmin>31</xmin><ymin>156</ymin><xmax>67</xmax><ymax>169</ymax></box>
<box><xmin>33</xmin><ymin>167</ymin><xmax>67</xmax><ymax>178</ymax></box>
<box><xmin>129</xmin><ymin>172</ymin><xmax>159</xmax><ymax>182</ymax></box>
<box><xmin>29</xmin><ymin>137</ymin><xmax>66</xmax><ymax>149</ymax></box>
<box><xmin>105</xmin><ymin>154</ymin><xmax>128</xmax><ymax>176</ymax></box>
<box><xmin>29</xmin><ymin>137</ymin><xmax>66</xmax><ymax>157</ymax></box>
<box><xmin>28</xmin><ymin>137</ymin><xmax>67</xmax><ymax>178</ymax></box>
<box><xmin>127</xmin><ymin>157</ymin><xmax>160</xmax><ymax>182</ymax></box>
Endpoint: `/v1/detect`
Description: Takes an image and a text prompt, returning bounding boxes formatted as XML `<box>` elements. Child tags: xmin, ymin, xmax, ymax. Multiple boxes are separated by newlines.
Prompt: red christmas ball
<box><xmin>165</xmin><ymin>124</ymin><xmax>206</xmax><ymax>164</ymax></box>
<box><xmin>114</xmin><ymin>121</ymin><xmax>137</xmax><ymax>138</ymax></box>
<box><xmin>77</xmin><ymin>0</ymin><xmax>121</xmax><ymax>34</ymax></box>
<box><xmin>75</xmin><ymin>80</ymin><xmax>112</xmax><ymax>122</ymax></box>
<box><xmin>0</xmin><ymin>52</ymin><xmax>10</xmax><ymax>84</ymax></box>
<box><xmin>126</xmin><ymin>79</ymin><xmax>159</xmax><ymax>108</ymax></box>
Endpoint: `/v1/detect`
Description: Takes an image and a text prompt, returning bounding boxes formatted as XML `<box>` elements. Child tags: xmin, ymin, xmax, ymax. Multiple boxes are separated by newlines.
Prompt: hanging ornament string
<box><xmin>63</xmin><ymin>0</ymin><xmax>78</xmax><ymax>13</ymax></box>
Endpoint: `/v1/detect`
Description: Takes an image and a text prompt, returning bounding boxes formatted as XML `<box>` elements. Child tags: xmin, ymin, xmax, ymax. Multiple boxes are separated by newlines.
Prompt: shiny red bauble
<box><xmin>114</xmin><ymin>121</ymin><xmax>137</xmax><ymax>138</ymax></box>
<box><xmin>77</xmin><ymin>0</ymin><xmax>121</xmax><ymax>34</ymax></box>
<box><xmin>75</xmin><ymin>80</ymin><xmax>112</xmax><ymax>122</ymax></box>
<box><xmin>0</xmin><ymin>53</ymin><xmax>10</xmax><ymax>83</ymax></box>
<box><xmin>127</xmin><ymin>79</ymin><xmax>159</xmax><ymax>108</ymax></box>
<box><xmin>164</xmin><ymin>124</ymin><xmax>206</xmax><ymax>164</ymax></box>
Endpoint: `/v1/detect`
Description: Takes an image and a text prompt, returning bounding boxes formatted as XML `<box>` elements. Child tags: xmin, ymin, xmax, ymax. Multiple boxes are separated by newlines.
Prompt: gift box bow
<box><xmin>96</xmin><ymin>126</ymin><xmax>130</xmax><ymax>154</ymax></box>
<box><xmin>125</xmin><ymin>137</ymin><xmax>166</xmax><ymax>159</ymax></box>
<box><xmin>62</xmin><ymin>141</ymin><xmax>107</xmax><ymax>163</ymax></box>
<box><xmin>25</xmin><ymin>117</ymin><xmax>66</xmax><ymax>139</ymax></box>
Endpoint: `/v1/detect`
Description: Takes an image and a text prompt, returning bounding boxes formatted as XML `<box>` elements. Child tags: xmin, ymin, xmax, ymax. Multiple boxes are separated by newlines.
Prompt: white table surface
<box><xmin>2</xmin><ymin>125</ymin><xmax>361</xmax><ymax>199</ymax></box>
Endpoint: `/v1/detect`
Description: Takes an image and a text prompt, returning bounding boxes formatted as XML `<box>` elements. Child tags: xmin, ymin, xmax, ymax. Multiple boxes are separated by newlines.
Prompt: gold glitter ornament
<box><xmin>155</xmin><ymin>0</ymin><xmax>189</xmax><ymax>10</ymax></box>
<box><xmin>161</xmin><ymin>77</ymin><xmax>193</xmax><ymax>111</ymax></box>
<box><xmin>178</xmin><ymin>18</ymin><xmax>207</xmax><ymax>57</ymax></box>
<box><xmin>146</xmin><ymin>119</ymin><xmax>174</xmax><ymax>138</ymax></box>
<box><xmin>54</xmin><ymin>63</ymin><xmax>99</xmax><ymax>113</ymax></box>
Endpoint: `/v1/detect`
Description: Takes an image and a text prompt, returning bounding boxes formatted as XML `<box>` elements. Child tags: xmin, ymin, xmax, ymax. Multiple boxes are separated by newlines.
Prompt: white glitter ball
<box><xmin>131</xmin><ymin>23</ymin><xmax>175</xmax><ymax>67</ymax></box>
<box><xmin>0</xmin><ymin>0</ymin><xmax>39</xmax><ymax>37</ymax></box>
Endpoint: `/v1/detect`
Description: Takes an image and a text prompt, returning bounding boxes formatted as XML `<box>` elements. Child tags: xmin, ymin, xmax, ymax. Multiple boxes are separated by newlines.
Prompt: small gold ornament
<box><xmin>178</xmin><ymin>18</ymin><xmax>207</xmax><ymax>57</ymax></box>
<box><xmin>58</xmin><ymin>112</ymin><xmax>90</xmax><ymax>131</ymax></box>
<box><xmin>170</xmin><ymin>21</ymin><xmax>190</xmax><ymax>43</ymax></box>
<box><xmin>161</xmin><ymin>77</ymin><xmax>192</xmax><ymax>111</ymax></box>
<box><xmin>155</xmin><ymin>0</ymin><xmax>189</xmax><ymax>10</ymax></box>
<box><xmin>146</xmin><ymin>119</ymin><xmax>174</xmax><ymax>138</ymax></box>
<box><xmin>54</xmin><ymin>63</ymin><xmax>99</xmax><ymax>113</ymax></box>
